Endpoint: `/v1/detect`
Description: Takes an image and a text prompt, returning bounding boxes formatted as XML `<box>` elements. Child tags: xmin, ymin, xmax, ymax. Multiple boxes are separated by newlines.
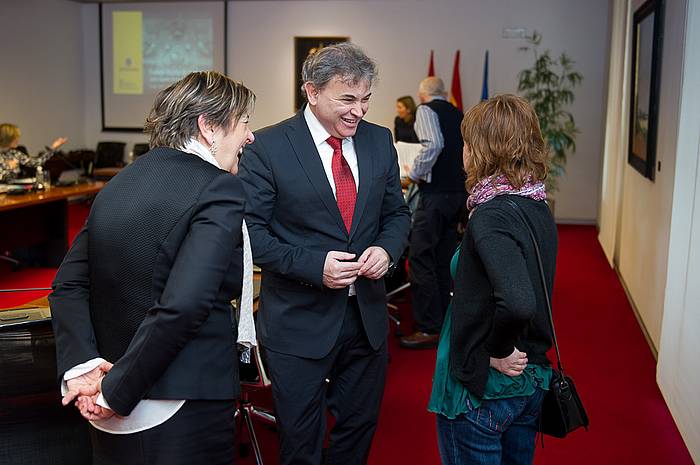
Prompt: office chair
<box><xmin>0</xmin><ymin>288</ymin><xmax>92</xmax><ymax>465</ymax></box>
<box><xmin>385</xmin><ymin>252</ymin><xmax>410</xmax><ymax>337</ymax></box>
<box><xmin>94</xmin><ymin>142</ymin><xmax>126</xmax><ymax>167</ymax></box>
<box><xmin>0</xmin><ymin>252</ymin><xmax>20</xmax><ymax>270</ymax></box>
<box><xmin>236</xmin><ymin>345</ymin><xmax>276</xmax><ymax>465</ymax></box>
<box><xmin>384</xmin><ymin>182</ymin><xmax>420</xmax><ymax>337</ymax></box>
<box><xmin>132</xmin><ymin>143</ymin><xmax>150</xmax><ymax>158</ymax></box>
<box><xmin>92</xmin><ymin>142</ymin><xmax>126</xmax><ymax>180</ymax></box>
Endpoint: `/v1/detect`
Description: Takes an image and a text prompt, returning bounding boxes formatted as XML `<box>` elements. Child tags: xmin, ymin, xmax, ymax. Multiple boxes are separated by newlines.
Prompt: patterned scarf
<box><xmin>467</xmin><ymin>174</ymin><xmax>547</xmax><ymax>217</ymax></box>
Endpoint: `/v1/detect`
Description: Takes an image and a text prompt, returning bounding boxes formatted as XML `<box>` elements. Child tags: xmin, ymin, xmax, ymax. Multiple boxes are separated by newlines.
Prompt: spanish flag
<box><xmin>428</xmin><ymin>50</ymin><xmax>435</xmax><ymax>77</ymax></box>
<box><xmin>449</xmin><ymin>50</ymin><xmax>463</xmax><ymax>111</ymax></box>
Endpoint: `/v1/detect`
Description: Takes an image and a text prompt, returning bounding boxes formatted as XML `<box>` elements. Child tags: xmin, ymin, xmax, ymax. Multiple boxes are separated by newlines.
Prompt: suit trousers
<box><xmin>409</xmin><ymin>191</ymin><xmax>466</xmax><ymax>334</ymax></box>
<box><xmin>89</xmin><ymin>399</ymin><xmax>236</xmax><ymax>465</ymax></box>
<box><xmin>264</xmin><ymin>297</ymin><xmax>388</xmax><ymax>465</ymax></box>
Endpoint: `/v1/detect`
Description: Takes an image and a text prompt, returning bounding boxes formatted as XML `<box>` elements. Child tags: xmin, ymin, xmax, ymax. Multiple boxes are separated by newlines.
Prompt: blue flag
<box><xmin>481</xmin><ymin>50</ymin><xmax>489</xmax><ymax>101</ymax></box>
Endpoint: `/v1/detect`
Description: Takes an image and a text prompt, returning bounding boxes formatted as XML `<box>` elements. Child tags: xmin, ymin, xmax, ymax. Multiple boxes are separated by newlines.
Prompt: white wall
<box><xmin>616</xmin><ymin>0</ymin><xmax>687</xmax><ymax>350</ymax></box>
<box><xmin>0</xmin><ymin>0</ymin><xmax>85</xmax><ymax>154</ymax></box>
<box><xmin>225</xmin><ymin>0</ymin><xmax>610</xmax><ymax>222</ymax></box>
<box><xmin>3</xmin><ymin>0</ymin><xmax>608</xmax><ymax>222</ymax></box>
<box><xmin>657</xmin><ymin>0</ymin><xmax>700</xmax><ymax>461</ymax></box>
<box><xmin>598</xmin><ymin>0</ymin><xmax>699</xmax><ymax>455</ymax></box>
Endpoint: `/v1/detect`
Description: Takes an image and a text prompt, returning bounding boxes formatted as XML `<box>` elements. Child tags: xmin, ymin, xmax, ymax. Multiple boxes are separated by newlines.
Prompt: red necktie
<box><xmin>327</xmin><ymin>136</ymin><xmax>357</xmax><ymax>233</ymax></box>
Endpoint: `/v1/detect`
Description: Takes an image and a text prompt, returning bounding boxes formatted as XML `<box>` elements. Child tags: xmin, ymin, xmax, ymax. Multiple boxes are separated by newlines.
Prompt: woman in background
<box><xmin>394</xmin><ymin>95</ymin><xmax>419</xmax><ymax>143</ymax></box>
<box><xmin>0</xmin><ymin>123</ymin><xmax>67</xmax><ymax>182</ymax></box>
<box><xmin>429</xmin><ymin>94</ymin><xmax>556</xmax><ymax>465</ymax></box>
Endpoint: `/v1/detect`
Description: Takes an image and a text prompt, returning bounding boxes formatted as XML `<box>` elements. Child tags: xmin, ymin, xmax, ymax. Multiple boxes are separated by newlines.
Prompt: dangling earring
<box><xmin>210</xmin><ymin>140</ymin><xmax>217</xmax><ymax>157</ymax></box>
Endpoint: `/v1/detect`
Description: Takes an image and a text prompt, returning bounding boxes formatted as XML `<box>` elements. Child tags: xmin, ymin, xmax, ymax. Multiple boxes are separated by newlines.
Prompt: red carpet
<box><xmin>0</xmin><ymin>207</ymin><xmax>694</xmax><ymax>465</ymax></box>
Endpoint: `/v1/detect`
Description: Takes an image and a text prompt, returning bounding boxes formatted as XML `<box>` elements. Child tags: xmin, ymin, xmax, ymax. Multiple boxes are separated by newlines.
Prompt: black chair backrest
<box><xmin>0</xmin><ymin>315</ymin><xmax>93</xmax><ymax>464</ymax></box>
<box><xmin>133</xmin><ymin>143</ymin><xmax>150</xmax><ymax>158</ymax></box>
<box><xmin>95</xmin><ymin>142</ymin><xmax>126</xmax><ymax>168</ymax></box>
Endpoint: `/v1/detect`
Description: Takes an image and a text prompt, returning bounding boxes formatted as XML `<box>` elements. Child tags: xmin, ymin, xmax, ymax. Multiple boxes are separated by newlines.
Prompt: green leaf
<box><xmin>516</xmin><ymin>32</ymin><xmax>581</xmax><ymax>194</ymax></box>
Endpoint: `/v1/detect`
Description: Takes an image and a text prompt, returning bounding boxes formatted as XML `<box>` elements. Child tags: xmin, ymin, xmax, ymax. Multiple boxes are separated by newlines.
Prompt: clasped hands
<box><xmin>63</xmin><ymin>361</ymin><xmax>118</xmax><ymax>421</ymax></box>
<box><xmin>323</xmin><ymin>246</ymin><xmax>390</xmax><ymax>289</ymax></box>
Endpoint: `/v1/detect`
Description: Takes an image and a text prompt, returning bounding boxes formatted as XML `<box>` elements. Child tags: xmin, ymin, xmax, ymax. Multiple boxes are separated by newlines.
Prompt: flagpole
<box><xmin>481</xmin><ymin>50</ymin><xmax>489</xmax><ymax>101</ymax></box>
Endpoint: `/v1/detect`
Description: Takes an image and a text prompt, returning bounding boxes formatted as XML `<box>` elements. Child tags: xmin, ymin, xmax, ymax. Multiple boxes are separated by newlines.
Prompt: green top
<box><xmin>428</xmin><ymin>248</ymin><xmax>552</xmax><ymax>419</ymax></box>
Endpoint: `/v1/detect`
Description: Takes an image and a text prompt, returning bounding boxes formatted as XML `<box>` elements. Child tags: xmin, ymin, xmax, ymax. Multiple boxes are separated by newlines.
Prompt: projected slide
<box><xmin>113</xmin><ymin>11</ymin><xmax>143</xmax><ymax>94</ymax></box>
<box><xmin>102</xmin><ymin>2</ymin><xmax>225</xmax><ymax>130</ymax></box>
<box><xmin>142</xmin><ymin>16</ymin><xmax>214</xmax><ymax>91</ymax></box>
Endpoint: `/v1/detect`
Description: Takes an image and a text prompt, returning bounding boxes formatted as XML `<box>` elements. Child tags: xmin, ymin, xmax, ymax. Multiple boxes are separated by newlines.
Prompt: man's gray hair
<box><xmin>419</xmin><ymin>77</ymin><xmax>446</xmax><ymax>97</ymax></box>
<box><xmin>301</xmin><ymin>42</ymin><xmax>378</xmax><ymax>96</ymax></box>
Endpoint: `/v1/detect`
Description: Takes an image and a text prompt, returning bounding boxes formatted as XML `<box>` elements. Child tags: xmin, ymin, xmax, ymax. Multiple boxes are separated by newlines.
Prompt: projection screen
<box><xmin>100</xmin><ymin>2</ymin><xmax>227</xmax><ymax>131</ymax></box>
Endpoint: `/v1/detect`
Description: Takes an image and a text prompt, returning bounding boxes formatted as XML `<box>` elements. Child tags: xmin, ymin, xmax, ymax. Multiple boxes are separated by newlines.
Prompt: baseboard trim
<box><xmin>554</xmin><ymin>218</ymin><xmax>598</xmax><ymax>225</ymax></box>
<box><xmin>614</xmin><ymin>269</ymin><xmax>659</xmax><ymax>360</ymax></box>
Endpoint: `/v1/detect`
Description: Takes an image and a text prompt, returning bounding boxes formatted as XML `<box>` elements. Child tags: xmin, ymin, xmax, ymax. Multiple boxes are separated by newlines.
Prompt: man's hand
<box><xmin>323</xmin><ymin>251</ymin><xmax>362</xmax><ymax>289</ymax></box>
<box><xmin>489</xmin><ymin>348</ymin><xmax>528</xmax><ymax>377</ymax></box>
<box><xmin>357</xmin><ymin>246</ymin><xmax>390</xmax><ymax>280</ymax></box>
<box><xmin>63</xmin><ymin>361</ymin><xmax>112</xmax><ymax>406</ymax></box>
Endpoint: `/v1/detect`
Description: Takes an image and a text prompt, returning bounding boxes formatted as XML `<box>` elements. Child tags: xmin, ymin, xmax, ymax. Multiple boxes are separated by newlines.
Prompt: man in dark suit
<box><xmin>49</xmin><ymin>71</ymin><xmax>255</xmax><ymax>465</ymax></box>
<box><xmin>239</xmin><ymin>43</ymin><xmax>410</xmax><ymax>465</ymax></box>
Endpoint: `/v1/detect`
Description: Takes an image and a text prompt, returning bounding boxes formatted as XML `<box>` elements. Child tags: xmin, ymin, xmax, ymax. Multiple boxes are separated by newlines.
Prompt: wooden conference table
<box><xmin>0</xmin><ymin>272</ymin><xmax>261</xmax><ymax>318</ymax></box>
<box><xmin>0</xmin><ymin>182</ymin><xmax>104</xmax><ymax>267</ymax></box>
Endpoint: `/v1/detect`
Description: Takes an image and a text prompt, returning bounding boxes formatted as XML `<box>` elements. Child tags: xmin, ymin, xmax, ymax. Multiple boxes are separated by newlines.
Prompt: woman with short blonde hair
<box><xmin>51</xmin><ymin>70</ymin><xmax>256</xmax><ymax>465</ymax></box>
<box><xmin>429</xmin><ymin>94</ymin><xmax>557</xmax><ymax>465</ymax></box>
<box><xmin>0</xmin><ymin>123</ymin><xmax>67</xmax><ymax>182</ymax></box>
<box><xmin>0</xmin><ymin>123</ymin><xmax>21</xmax><ymax>148</ymax></box>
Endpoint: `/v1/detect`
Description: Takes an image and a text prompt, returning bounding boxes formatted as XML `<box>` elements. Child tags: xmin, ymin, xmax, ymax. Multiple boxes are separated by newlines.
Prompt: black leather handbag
<box><xmin>539</xmin><ymin>366</ymin><xmax>589</xmax><ymax>437</ymax></box>
<box><xmin>505</xmin><ymin>199</ymin><xmax>589</xmax><ymax>438</ymax></box>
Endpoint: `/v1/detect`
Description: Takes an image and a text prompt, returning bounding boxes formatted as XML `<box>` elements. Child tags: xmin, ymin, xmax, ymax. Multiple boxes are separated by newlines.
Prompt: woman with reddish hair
<box><xmin>429</xmin><ymin>94</ymin><xmax>556</xmax><ymax>465</ymax></box>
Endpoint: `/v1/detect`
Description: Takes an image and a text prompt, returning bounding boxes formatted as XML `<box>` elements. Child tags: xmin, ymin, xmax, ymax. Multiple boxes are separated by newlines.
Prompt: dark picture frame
<box><xmin>294</xmin><ymin>36</ymin><xmax>348</xmax><ymax>111</ymax></box>
<box><xmin>628</xmin><ymin>0</ymin><xmax>664</xmax><ymax>180</ymax></box>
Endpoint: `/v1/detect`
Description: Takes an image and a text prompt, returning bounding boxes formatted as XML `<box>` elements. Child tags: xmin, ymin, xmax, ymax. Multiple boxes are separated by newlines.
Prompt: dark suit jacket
<box><xmin>238</xmin><ymin>111</ymin><xmax>411</xmax><ymax>359</ymax></box>
<box><xmin>50</xmin><ymin>147</ymin><xmax>245</xmax><ymax>416</ymax></box>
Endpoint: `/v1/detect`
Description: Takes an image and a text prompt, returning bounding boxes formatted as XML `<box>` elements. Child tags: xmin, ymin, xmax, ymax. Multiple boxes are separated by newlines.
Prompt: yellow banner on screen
<box><xmin>113</xmin><ymin>11</ymin><xmax>143</xmax><ymax>95</ymax></box>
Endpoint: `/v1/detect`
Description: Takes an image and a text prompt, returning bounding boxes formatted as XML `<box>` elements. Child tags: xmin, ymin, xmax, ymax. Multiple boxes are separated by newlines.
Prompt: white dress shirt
<box><xmin>409</xmin><ymin>96</ymin><xmax>446</xmax><ymax>183</ymax></box>
<box><xmin>304</xmin><ymin>105</ymin><xmax>359</xmax><ymax>295</ymax></box>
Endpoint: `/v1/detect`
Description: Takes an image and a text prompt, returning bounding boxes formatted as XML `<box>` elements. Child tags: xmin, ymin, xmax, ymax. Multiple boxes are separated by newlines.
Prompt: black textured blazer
<box><xmin>50</xmin><ymin>147</ymin><xmax>245</xmax><ymax>416</ymax></box>
<box><xmin>238</xmin><ymin>111</ymin><xmax>411</xmax><ymax>359</ymax></box>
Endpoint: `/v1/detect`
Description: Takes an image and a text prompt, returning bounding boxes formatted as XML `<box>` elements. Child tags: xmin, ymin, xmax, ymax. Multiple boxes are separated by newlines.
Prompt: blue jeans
<box><xmin>436</xmin><ymin>389</ymin><xmax>545</xmax><ymax>465</ymax></box>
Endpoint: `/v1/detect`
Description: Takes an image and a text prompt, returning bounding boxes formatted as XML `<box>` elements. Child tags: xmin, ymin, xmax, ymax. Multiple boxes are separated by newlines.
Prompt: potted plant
<box><xmin>517</xmin><ymin>31</ymin><xmax>582</xmax><ymax>195</ymax></box>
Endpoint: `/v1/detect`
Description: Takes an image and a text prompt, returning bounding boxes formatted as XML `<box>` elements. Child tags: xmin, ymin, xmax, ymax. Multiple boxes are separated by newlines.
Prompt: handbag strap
<box><xmin>503</xmin><ymin>198</ymin><xmax>564</xmax><ymax>374</ymax></box>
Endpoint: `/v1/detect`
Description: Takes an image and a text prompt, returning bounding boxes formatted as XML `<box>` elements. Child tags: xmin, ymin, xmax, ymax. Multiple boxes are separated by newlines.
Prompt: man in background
<box><xmin>400</xmin><ymin>76</ymin><xmax>467</xmax><ymax>349</ymax></box>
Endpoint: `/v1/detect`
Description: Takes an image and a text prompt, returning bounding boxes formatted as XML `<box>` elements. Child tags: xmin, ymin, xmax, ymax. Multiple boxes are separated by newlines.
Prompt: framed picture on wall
<box><xmin>628</xmin><ymin>0</ymin><xmax>664</xmax><ymax>181</ymax></box>
<box><xmin>294</xmin><ymin>37</ymin><xmax>349</xmax><ymax>111</ymax></box>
